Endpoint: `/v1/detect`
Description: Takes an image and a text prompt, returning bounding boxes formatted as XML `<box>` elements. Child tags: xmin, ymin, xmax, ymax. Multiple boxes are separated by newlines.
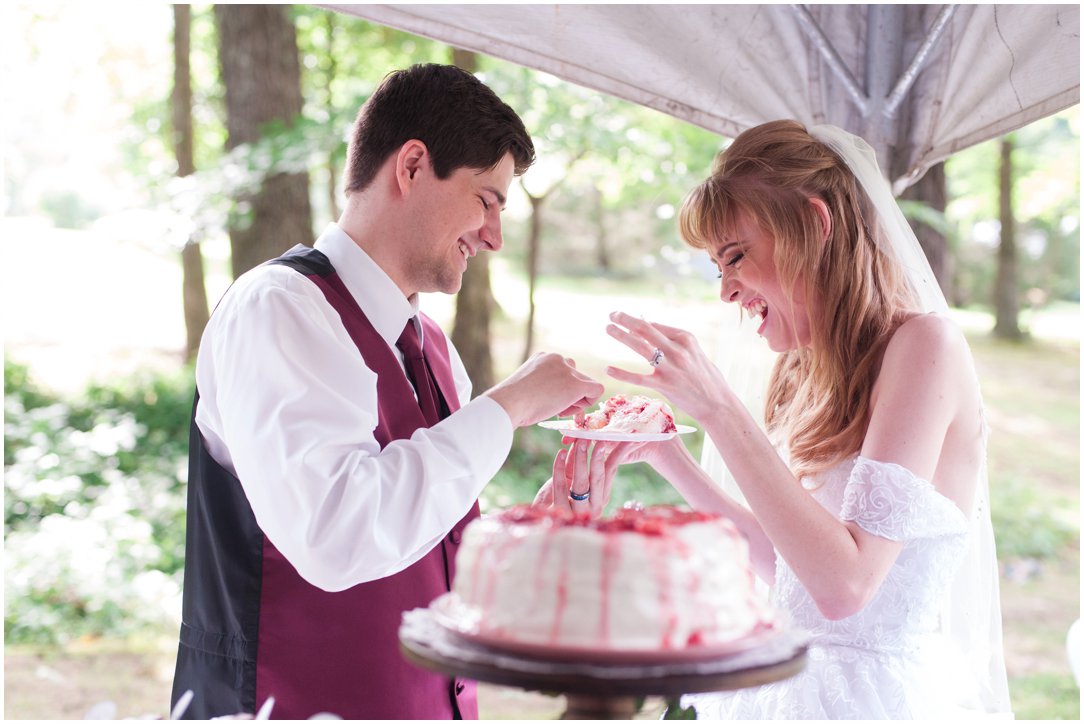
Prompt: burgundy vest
<box><xmin>171</xmin><ymin>247</ymin><xmax>480</xmax><ymax>719</ymax></box>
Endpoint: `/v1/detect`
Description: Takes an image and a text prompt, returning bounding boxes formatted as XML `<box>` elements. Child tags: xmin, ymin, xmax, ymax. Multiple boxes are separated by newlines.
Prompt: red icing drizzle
<box><xmin>498</xmin><ymin>503</ymin><xmax>716</xmax><ymax>534</ymax></box>
<box><xmin>491</xmin><ymin>504</ymin><xmax>761</xmax><ymax>647</ymax></box>
<box><xmin>531</xmin><ymin>525</ymin><xmax>556</xmax><ymax>623</ymax></box>
<box><xmin>686</xmin><ymin>558</ymin><xmax>704</xmax><ymax>646</ymax></box>
<box><xmin>599</xmin><ymin>533</ymin><xmax>621</xmax><ymax>647</ymax></box>
<box><xmin>645</xmin><ymin>537</ymin><xmax>677</xmax><ymax>648</ymax></box>
<box><xmin>549</xmin><ymin>543</ymin><xmax>569</xmax><ymax>643</ymax></box>
<box><xmin>481</xmin><ymin>538</ymin><xmax>500</xmax><ymax>615</ymax></box>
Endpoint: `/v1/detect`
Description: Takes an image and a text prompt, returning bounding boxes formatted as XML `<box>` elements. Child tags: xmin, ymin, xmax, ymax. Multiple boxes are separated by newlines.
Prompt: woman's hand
<box><xmin>532</xmin><ymin>437</ymin><xmax>646</xmax><ymax>518</ymax></box>
<box><xmin>605</xmin><ymin>311</ymin><xmax>732</xmax><ymax>423</ymax></box>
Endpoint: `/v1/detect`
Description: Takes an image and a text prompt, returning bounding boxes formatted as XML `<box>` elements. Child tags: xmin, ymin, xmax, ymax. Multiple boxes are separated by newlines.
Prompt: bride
<box><xmin>546</xmin><ymin>120</ymin><xmax>1013</xmax><ymax>719</ymax></box>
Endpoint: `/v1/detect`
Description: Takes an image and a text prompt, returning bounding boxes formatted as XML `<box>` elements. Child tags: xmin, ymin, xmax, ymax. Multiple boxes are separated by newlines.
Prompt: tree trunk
<box><xmin>172</xmin><ymin>4</ymin><xmax>209</xmax><ymax>363</ymax></box>
<box><xmin>522</xmin><ymin>192</ymin><xmax>544</xmax><ymax>362</ymax></box>
<box><xmin>215</xmin><ymin>4</ymin><xmax>312</xmax><ymax>279</ymax></box>
<box><xmin>324</xmin><ymin>10</ymin><xmax>340</xmax><ymax>222</ymax></box>
<box><xmin>592</xmin><ymin>183</ymin><xmax>611</xmax><ymax>270</ymax></box>
<box><xmin>900</xmin><ymin>161</ymin><xmax>953</xmax><ymax>304</ymax></box>
<box><xmin>448</xmin><ymin>48</ymin><xmax>497</xmax><ymax>391</ymax></box>
<box><xmin>993</xmin><ymin>136</ymin><xmax>1023</xmax><ymax>339</ymax></box>
<box><xmin>518</xmin><ymin>152</ymin><xmax>585</xmax><ymax>362</ymax></box>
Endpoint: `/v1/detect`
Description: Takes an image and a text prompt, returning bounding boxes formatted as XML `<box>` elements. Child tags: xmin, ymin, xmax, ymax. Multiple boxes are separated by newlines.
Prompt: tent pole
<box><xmin>864</xmin><ymin>4</ymin><xmax>906</xmax><ymax>171</ymax></box>
<box><xmin>884</xmin><ymin>5</ymin><xmax>958</xmax><ymax>117</ymax></box>
<box><xmin>791</xmin><ymin>4</ymin><xmax>868</xmax><ymax>115</ymax></box>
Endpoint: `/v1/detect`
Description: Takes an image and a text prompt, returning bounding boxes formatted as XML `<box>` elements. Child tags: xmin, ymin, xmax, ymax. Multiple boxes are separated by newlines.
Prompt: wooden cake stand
<box><xmin>399</xmin><ymin>608</ymin><xmax>808</xmax><ymax>719</ymax></box>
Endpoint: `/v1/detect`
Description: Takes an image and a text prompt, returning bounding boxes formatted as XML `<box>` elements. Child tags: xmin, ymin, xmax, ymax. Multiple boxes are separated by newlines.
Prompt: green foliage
<box><xmin>154</xmin><ymin>7</ymin><xmax>458</xmax><ymax>244</ymax></box>
<box><xmin>4</xmin><ymin>358</ymin><xmax>56</xmax><ymax>413</ymax></box>
<box><xmin>990</xmin><ymin>470</ymin><xmax>1079</xmax><ymax>560</ymax></box>
<box><xmin>946</xmin><ymin>107</ymin><xmax>1080</xmax><ymax>307</ymax></box>
<box><xmin>293</xmin><ymin>6</ymin><xmax>448</xmax><ymax>111</ymax></box>
<box><xmin>469</xmin><ymin>56</ymin><xmax>724</xmax><ymax>280</ymax></box>
<box><xmin>898</xmin><ymin>199</ymin><xmax>951</xmax><ymax>236</ymax></box>
<box><xmin>38</xmin><ymin>189</ymin><xmax>103</xmax><ymax>230</ymax></box>
<box><xmin>662</xmin><ymin>697</ymin><xmax>698</xmax><ymax>720</ymax></box>
<box><xmin>4</xmin><ymin>359</ymin><xmax>193</xmax><ymax>644</ymax></box>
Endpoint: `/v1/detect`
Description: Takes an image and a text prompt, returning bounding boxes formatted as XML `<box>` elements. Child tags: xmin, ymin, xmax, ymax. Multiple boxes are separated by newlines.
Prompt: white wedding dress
<box><xmin>685</xmin><ymin>455</ymin><xmax>976</xmax><ymax>720</ymax></box>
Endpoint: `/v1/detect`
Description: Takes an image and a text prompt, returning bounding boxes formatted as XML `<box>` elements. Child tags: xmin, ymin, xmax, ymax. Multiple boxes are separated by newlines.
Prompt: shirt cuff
<box><xmin>438</xmin><ymin>394</ymin><xmax>515</xmax><ymax>494</ymax></box>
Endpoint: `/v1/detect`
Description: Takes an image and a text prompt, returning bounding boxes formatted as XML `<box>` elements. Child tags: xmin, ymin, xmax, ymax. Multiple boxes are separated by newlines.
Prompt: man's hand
<box><xmin>483</xmin><ymin>352</ymin><xmax>604</xmax><ymax>428</ymax></box>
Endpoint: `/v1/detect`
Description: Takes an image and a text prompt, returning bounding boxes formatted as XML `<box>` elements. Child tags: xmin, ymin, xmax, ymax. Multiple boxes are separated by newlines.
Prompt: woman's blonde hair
<box><xmin>679</xmin><ymin>120</ymin><xmax>918</xmax><ymax>480</ymax></box>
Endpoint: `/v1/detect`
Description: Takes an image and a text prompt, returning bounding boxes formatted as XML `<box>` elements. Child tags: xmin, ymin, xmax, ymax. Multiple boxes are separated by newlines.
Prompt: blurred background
<box><xmin>3</xmin><ymin>3</ymin><xmax>1079</xmax><ymax>719</ymax></box>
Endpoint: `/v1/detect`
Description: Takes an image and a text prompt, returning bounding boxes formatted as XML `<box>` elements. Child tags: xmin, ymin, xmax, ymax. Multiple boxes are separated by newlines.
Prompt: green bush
<box><xmin>990</xmin><ymin>470</ymin><xmax>1079</xmax><ymax>560</ymax></box>
<box><xmin>4</xmin><ymin>359</ymin><xmax>193</xmax><ymax>644</ymax></box>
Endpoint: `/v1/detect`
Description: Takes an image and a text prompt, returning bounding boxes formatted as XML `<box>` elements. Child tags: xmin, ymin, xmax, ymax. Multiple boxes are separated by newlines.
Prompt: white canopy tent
<box><xmin>324</xmin><ymin>3</ymin><xmax>1079</xmax><ymax>193</ymax></box>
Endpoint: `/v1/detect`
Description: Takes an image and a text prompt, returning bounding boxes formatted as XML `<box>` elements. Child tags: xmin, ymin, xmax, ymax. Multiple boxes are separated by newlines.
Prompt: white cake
<box><xmin>574</xmin><ymin>394</ymin><xmax>678</xmax><ymax>434</ymax></box>
<box><xmin>447</xmin><ymin>504</ymin><xmax>775</xmax><ymax>653</ymax></box>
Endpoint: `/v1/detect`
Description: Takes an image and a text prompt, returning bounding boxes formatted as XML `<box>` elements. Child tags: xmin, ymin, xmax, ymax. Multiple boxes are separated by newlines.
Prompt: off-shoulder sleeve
<box><xmin>840</xmin><ymin>457</ymin><xmax>969</xmax><ymax>541</ymax></box>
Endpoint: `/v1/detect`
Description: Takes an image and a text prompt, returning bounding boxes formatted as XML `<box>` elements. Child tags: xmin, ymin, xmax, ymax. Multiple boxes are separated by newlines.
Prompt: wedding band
<box><xmin>650</xmin><ymin>348</ymin><xmax>665</xmax><ymax>367</ymax></box>
<box><xmin>569</xmin><ymin>490</ymin><xmax>590</xmax><ymax>501</ymax></box>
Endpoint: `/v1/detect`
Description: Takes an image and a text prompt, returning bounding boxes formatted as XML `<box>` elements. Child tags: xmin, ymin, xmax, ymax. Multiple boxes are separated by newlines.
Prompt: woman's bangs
<box><xmin>680</xmin><ymin>179</ymin><xmax>742</xmax><ymax>250</ymax></box>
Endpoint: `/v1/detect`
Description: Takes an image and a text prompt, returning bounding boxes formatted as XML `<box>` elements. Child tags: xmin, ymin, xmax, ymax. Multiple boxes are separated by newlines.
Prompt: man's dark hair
<box><xmin>344</xmin><ymin>64</ymin><xmax>535</xmax><ymax>194</ymax></box>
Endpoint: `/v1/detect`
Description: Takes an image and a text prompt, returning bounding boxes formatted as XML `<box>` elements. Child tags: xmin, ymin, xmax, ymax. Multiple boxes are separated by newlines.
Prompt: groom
<box><xmin>170</xmin><ymin>64</ymin><xmax>603</xmax><ymax>719</ymax></box>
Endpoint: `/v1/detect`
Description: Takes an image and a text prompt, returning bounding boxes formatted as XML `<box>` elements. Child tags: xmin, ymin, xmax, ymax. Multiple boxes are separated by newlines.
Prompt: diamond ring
<box><xmin>569</xmin><ymin>489</ymin><xmax>590</xmax><ymax>501</ymax></box>
<box><xmin>650</xmin><ymin>348</ymin><xmax>665</xmax><ymax>367</ymax></box>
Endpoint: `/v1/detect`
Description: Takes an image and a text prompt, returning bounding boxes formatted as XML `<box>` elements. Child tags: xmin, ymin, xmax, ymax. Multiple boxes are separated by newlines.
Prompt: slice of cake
<box><xmin>447</xmin><ymin>504</ymin><xmax>775</xmax><ymax>653</ymax></box>
<box><xmin>573</xmin><ymin>394</ymin><xmax>678</xmax><ymax>434</ymax></box>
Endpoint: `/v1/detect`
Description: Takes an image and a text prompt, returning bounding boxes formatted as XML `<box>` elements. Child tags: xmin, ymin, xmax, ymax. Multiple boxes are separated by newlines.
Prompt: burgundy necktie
<box><xmin>396</xmin><ymin>318</ymin><xmax>442</xmax><ymax>426</ymax></box>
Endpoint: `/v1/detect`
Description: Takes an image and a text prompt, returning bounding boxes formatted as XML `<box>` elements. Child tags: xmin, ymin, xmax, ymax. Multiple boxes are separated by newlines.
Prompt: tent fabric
<box><xmin>323</xmin><ymin>3</ymin><xmax>1079</xmax><ymax>192</ymax></box>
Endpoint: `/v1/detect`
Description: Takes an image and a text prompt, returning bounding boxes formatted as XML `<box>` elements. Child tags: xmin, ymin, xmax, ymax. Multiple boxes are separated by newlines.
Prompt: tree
<box><xmin>447</xmin><ymin>49</ymin><xmax>498</xmax><ymax>392</ymax></box>
<box><xmin>482</xmin><ymin>65</ymin><xmax>628</xmax><ymax>359</ymax></box>
<box><xmin>172</xmin><ymin>4</ymin><xmax>210</xmax><ymax>363</ymax></box>
<box><xmin>519</xmin><ymin>151</ymin><xmax>586</xmax><ymax>361</ymax></box>
<box><xmin>291</xmin><ymin>8</ymin><xmax>449</xmax><ymax>222</ymax></box>
<box><xmin>215</xmin><ymin>4</ymin><xmax>312</xmax><ymax>278</ymax></box>
<box><xmin>588</xmin><ymin>183</ymin><xmax>612</xmax><ymax>270</ymax></box>
<box><xmin>900</xmin><ymin>162</ymin><xmax>954</xmax><ymax>305</ymax></box>
<box><xmin>993</xmin><ymin>135</ymin><xmax>1023</xmax><ymax>339</ymax></box>
<box><xmin>318</xmin><ymin>10</ymin><xmax>341</xmax><ymax>221</ymax></box>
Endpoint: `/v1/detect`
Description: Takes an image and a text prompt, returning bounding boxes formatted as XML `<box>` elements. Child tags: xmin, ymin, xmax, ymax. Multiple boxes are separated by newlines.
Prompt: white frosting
<box><xmin>604</xmin><ymin>397</ymin><xmax>675</xmax><ymax>433</ymax></box>
<box><xmin>576</xmin><ymin>394</ymin><xmax>677</xmax><ymax>434</ymax></box>
<box><xmin>452</xmin><ymin>506</ymin><xmax>773</xmax><ymax>651</ymax></box>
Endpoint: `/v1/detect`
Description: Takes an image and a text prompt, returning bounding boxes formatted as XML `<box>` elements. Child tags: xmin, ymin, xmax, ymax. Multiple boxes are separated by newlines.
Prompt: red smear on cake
<box><xmin>503</xmin><ymin>503</ymin><xmax>716</xmax><ymax>535</ymax></box>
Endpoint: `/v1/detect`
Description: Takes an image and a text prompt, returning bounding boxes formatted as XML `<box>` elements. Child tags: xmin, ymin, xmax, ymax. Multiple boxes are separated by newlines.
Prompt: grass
<box><xmin>1010</xmin><ymin>673</ymin><xmax>1082</xmax><ymax>721</ymax></box>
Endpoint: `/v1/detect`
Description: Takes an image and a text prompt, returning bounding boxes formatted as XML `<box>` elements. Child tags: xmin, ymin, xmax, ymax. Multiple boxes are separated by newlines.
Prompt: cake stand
<box><xmin>398</xmin><ymin>608</ymin><xmax>808</xmax><ymax>719</ymax></box>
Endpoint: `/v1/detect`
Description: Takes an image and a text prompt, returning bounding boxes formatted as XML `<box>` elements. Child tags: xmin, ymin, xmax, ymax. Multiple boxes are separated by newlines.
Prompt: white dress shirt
<box><xmin>194</xmin><ymin>223</ymin><xmax>513</xmax><ymax>591</ymax></box>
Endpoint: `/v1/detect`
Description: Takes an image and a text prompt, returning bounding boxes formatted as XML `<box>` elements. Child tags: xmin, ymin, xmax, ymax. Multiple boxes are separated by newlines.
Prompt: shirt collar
<box><xmin>313</xmin><ymin>223</ymin><xmax>420</xmax><ymax>348</ymax></box>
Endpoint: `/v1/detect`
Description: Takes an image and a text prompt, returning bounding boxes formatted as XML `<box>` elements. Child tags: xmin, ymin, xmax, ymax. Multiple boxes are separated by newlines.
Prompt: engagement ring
<box><xmin>569</xmin><ymin>489</ymin><xmax>590</xmax><ymax>501</ymax></box>
<box><xmin>650</xmin><ymin>348</ymin><xmax>665</xmax><ymax>367</ymax></box>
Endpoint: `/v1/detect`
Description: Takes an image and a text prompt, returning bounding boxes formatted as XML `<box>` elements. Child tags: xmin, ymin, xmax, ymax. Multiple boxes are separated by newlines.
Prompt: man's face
<box><xmin>401</xmin><ymin>152</ymin><xmax>515</xmax><ymax>296</ymax></box>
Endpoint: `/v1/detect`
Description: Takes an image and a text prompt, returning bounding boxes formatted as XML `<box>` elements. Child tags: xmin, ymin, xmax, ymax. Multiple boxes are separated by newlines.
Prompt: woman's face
<box><xmin>710</xmin><ymin>212</ymin><xmax>812</xmax><ymax>352</ymax></box>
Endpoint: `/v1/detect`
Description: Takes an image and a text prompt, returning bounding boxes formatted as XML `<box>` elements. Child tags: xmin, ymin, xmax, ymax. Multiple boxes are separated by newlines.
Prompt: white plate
<box><xmin>538</xmin><ymin>420</ymin><xmax>697</xmax><ymax>442</ymax></box>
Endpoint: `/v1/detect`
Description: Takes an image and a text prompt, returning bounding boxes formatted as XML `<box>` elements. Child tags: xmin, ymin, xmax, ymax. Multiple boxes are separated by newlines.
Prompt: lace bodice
<box><xmin>686</xmin><ymin>456</ymin><xmax>972</xmax><ymax>719</ymax></box>
<box><xmin>778</xmin><ymin>456</ymin><xmax>969</xmax><ymax>652</ymax></box>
